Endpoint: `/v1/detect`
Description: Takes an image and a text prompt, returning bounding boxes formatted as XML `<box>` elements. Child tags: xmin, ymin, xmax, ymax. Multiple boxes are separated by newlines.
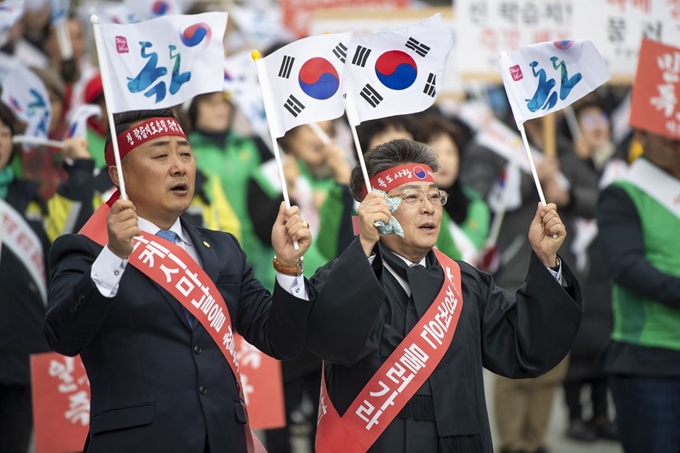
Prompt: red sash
<box><xmin>315</xmin><ymin>249</ymin><xmax>463</xmax><ymax>452</ymax></box>
<box><xmin>79</xmin><ymin>199</ymin><xmax>266</xmax><ymax>453</ymax></box>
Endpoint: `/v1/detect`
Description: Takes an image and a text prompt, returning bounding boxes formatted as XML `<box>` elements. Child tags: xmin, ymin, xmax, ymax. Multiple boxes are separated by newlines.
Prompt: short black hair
<box><xmin>350</xmin><ymin>139</ymin><xmax>440</xmax><ymax>202</ymax></box>
<box><xmin>104</xmin><ymin>108</ymin><xmax>178</xmax><ymax>158</ymax></box>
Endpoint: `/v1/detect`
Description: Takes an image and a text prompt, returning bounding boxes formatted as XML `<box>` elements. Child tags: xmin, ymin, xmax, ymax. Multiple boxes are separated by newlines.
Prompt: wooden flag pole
<box><xmin>91</xmin><ymin>14</ymin><xmax>128</xmax><ymax>200</ymax></box>
<box><xmin>542</xmin><ymin>113</ymin><xmax>557</xmax><ymax>159</ymax></box>
<box><xmin>252</xmin><ymin>50</ymin><xmax>299</xmax><ymax>251</ymax></box>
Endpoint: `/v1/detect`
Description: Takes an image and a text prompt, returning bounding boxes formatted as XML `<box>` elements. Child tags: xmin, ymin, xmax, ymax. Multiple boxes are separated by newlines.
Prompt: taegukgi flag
<box><xmin>0</xmin><ymin>63</ymin><xmax>51</xmax><ymax>139</ymax></box>
<box><xmin>343</xmin><ymin>14</ymin><xmax>453</xmax><ymax>126</ymax></box>
<box><xmin>499</xmin><ymin>40</ymin><xmax>611</xmax><ymax>126</ymax></box>
<box><xmin>256</xmin><ymin>31</ymin><xmax>353</xmax><ymax>138</ymax></box>
<box><xmin>65</xmin><ymin>104</ymin><xmax>102</xmax><ymax>139</ymax></box>
<box><xmin>98</xmin><ymin>12</ymin><xmax>227</xmax><ymax>113</ymax></box>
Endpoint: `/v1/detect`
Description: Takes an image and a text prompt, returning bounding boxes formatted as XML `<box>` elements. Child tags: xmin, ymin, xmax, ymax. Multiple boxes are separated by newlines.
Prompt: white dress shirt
<box><xmin>91</xmin><ymin>217</ymin><xmax>308</xmax><ymax>299</ymax></box>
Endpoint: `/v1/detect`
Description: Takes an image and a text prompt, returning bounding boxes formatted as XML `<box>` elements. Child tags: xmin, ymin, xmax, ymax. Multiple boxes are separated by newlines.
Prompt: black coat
<box><xmin>45</xmin><ymin>220</ymin><xmax>315</xmax><ymax>452</ymax></box>
<box><xmin>307</xmin><ymin>239</ymin><xmax>583</xmax><ymax>453</ymax></box>
<box><xmin>0</xmin><ymin>178</ymin><xmax>50</xmax><ymax>385</ymax></box>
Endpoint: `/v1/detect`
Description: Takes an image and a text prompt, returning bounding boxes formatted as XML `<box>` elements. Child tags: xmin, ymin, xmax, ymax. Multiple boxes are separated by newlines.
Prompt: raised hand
<box><xmin>107</xmin><ymin>199</ymin><xmax>140</xmax><ymax>259</ymax></box>
<box><xmin>528</xmin><ymin>202</ymin><xmax>566</xmax><ymax>268</ymax></box>
<box><xmin>271</xmin><ymin>202</ymin><xmax>311</xmax><ymax>267</ymax></box>
<box><xmin>357</xmin><ymin>191</ymin><xmax>392</xmax><ymax>257</ymax></box>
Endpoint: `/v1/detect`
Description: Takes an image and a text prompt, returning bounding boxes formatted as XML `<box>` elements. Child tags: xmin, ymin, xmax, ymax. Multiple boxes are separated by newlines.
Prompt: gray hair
<box><xmin>350</xmin><ymin>139</ymin><xmax>440</xmax><ymax>202</ymax></box>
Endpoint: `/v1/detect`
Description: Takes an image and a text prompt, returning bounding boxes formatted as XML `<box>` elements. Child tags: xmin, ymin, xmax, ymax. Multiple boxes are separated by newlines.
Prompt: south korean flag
<box><xmin>344</xmin><ymin>14</ymin><xmax>453</xmax><ymax>126</ymax></box>
<box><xmin>256</xmin><ymin>31</ymin><xmax>353</xmax><ymax>138</ymax></box>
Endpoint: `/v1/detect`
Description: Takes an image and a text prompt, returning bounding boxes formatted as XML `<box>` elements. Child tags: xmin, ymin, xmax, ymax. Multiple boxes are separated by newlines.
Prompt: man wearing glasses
<box><xmin>307</xmin><ymin>139</ymin><xmax>583</xmax><ymax>453</ymax></box>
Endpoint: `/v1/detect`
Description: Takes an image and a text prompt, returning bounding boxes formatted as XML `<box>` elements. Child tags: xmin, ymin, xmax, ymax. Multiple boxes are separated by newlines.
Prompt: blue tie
<box><xmin>155</xmin><ymin>230</ymin><xmax>195</xmax><ymax>328</ymax></box>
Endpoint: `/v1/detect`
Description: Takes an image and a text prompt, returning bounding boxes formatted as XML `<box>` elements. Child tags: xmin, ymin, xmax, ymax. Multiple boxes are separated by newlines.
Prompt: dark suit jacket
<box><xmin>45</xmin><ymin>220</ymin><xmax>315</xmax><ymax>453</ymax></box>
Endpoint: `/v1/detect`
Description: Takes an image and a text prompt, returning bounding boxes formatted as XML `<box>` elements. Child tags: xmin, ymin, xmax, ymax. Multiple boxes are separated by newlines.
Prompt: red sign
<box><xmin>31</xmin><ymin>353</ymin><xmax>89</xmax><ymax>453</ymax></box>
<box><xmin>31</xmin><ymin>341</ymin><xmax>284</xmax><ymax>452</ymax></box>
<box><xmin>281</xmin><ymin>0</ymin><xmax>410</xmax><ymax>37</ymax></box>
<box><xmin>630</xmin><ymin>38</ymin><xmax>680</xmax><ymax>140</ymax></box>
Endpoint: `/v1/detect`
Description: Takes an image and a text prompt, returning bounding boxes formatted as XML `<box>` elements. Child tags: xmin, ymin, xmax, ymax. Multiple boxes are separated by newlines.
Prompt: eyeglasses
<box><xmin>392</xmin><ymin>189</ymin><xmax>449</xmax><ymax>206</ymax></box>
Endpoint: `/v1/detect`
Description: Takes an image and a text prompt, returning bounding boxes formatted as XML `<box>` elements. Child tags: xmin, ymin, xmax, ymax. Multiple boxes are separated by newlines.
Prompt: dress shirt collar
<box><xmin>137</xmin><ymin>216</ymin><xmax>191</xmax><ymax>246</ymax></box>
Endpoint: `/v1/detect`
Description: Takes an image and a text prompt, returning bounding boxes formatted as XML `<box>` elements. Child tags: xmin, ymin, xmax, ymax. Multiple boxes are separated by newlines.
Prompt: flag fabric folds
<box><xmin>1</xmin><ymin>64</ymin><xmax>51</xmax><ymax>139</ymax></box>
<box><xmin>255</xmin><ymin>31</ymin><xmax>353</xmax><ymax>138</ymax></box>
<box><xmin>499</xmin><ymin>40</ymin><xmax>611</xmax><ymax>126</ymax></box>
<box><xmin>97</xmin><ymin>12</ymin><xmax>227</xmax><ymax>113</ymax></box>
<box><xmin>65</xmin><ymin>104</ymin><xmax>102</xmax><ymax>139</ymax></box>
<box><xmin>343</xmin><ymin>14</ymin><xmax>453</xmax><ymax>126</ymax></box>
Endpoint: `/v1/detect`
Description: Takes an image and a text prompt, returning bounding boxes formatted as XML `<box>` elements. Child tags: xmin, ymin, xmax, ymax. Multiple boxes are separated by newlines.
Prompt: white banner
<box><xmin>0</xmin><ymin>198</ymin><xmax>46</xmax><ymax>304</ymax></box>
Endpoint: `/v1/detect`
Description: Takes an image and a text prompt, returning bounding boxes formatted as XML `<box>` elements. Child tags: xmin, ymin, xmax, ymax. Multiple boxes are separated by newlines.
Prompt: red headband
<box><xmin>361</xmin><ymin>163</ymin><xmax>435</xmax><ymax>199</ymax></box>
<box><xmin>105</xmin><ymin>117</ymin><xmax>187</xmax><ymax>167</ymax></box>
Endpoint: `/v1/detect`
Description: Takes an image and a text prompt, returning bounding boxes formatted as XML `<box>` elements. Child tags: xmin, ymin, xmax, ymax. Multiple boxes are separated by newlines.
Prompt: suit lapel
<box><xmin>181</xmin><ymin>219</ymin><xmax>220</xmax><ymax>283</ymax></box>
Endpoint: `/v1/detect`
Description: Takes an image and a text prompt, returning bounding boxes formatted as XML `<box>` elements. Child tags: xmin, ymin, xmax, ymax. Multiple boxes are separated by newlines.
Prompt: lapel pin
<box><xmin>203</xmin><ymin>241</ymin><xmax>211</xmax><ymax>248</ymax></box>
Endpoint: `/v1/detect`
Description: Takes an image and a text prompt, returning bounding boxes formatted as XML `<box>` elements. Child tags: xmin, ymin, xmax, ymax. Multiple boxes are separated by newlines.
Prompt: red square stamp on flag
<box><xmin>509</xmin><ymin>65</ymin><xmax>523</xmax><ymax>81</ymax></box>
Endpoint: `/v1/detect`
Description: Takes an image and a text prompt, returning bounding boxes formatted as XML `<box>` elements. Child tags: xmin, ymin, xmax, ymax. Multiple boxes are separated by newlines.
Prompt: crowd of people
<box><xmin>1</xmin><ymin>3</ymin><xmax>679</xmax><ymax>453</ymax></box>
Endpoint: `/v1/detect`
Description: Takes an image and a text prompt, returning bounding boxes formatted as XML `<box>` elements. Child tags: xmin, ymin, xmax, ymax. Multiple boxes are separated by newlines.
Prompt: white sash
<box><xmin>624</xmin><ymin>158</ymin><xmax>680</xmax><ymax>221</ymax></box>
<box><xmin>0</xmin><ymin>198</ymin><xmax>46</xmax><ymax>303</ymax></box>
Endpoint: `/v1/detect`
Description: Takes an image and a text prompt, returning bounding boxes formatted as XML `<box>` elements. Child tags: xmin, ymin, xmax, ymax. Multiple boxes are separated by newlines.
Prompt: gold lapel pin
<box><xmin>202</xmin><ymin>241</ymin><xmax>211</xmax><ymax>248</ymax></box>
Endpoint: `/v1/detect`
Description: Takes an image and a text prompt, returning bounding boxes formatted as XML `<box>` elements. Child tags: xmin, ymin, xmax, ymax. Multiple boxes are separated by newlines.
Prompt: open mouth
<box><xmin>170</xmin><ymin>182</ymin><xmax>188</xmax><ymax>194</ymax></box>
<box><xmin>419</xmin><ymin>222</ymin><xmax>436</xmax><ymax>232</ymax></box>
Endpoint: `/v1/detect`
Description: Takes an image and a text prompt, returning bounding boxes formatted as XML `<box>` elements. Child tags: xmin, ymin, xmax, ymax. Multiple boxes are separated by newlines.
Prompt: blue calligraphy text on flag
<box><xmin>127</xmin><ymin>41</ymin><xmax>168</xmax><ymax>103</ymax></box>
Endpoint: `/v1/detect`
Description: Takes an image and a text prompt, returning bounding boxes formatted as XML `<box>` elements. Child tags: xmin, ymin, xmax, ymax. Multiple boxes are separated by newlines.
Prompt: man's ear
<box><xmin>108</xmin><ymin>166</ymin><xmax>119</xmax><ymax>187</ymax></box>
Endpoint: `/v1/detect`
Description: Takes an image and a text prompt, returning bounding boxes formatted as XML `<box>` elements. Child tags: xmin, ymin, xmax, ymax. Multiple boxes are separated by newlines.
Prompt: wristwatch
<box><xmin>549</xmin><ymin>257</ymin><xmax>561</xmax><ymax>271</ymax></box>
<box><xmin>273</xmin><ymin>256</ymin><xmax>304</xmax><ymax>276</ymax></box>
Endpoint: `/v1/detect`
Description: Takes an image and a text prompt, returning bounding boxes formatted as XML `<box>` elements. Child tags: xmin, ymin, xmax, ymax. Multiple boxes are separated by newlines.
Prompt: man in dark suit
<box><xmin>45</xmin><ymin>108</ymin><xmax>314</xmax><ymax>452</ymax></box>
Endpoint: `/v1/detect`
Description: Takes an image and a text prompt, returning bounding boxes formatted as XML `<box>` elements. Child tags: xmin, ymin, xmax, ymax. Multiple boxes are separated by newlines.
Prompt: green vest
<box><xmin>188</xmin><ymin>131</ymin><xmax>271</xmax><ymax>287</ymax></box>
<box><xmin>611</xmin><ymin>180</ymin><xmax>680</xmax><ymax>351</ymax></box>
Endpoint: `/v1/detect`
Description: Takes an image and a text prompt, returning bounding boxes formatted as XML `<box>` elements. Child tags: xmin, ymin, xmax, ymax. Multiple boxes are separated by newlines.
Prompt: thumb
<box><xmin>276</xmin><ymin>201</ymin><xmax>286</xmax><ymax>223</ymax></box>
<box><xmin>533</xmin><ymin>202</ymin><xmax>543</xmax><ymax>222</ymax></box>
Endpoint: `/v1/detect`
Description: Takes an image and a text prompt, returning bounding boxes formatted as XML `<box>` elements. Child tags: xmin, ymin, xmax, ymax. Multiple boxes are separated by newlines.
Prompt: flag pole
<box><xmin>308</xmin><ymin>122</ymin><xmax>331</xmax><ymax>146</ymax></box>
<box><xmin>345</xmin><ymin>95</ymin><xmax>372</xmax><ymax>192</ymax></box>
<box><xmin>12</xmin><ymin>135</ymin><xmax>65</xmax><ymax>149</ymax></box>
<box><xmin>518</xmin><ymin>122</ymin><xmax>557</xmax><ymax>239</ymax></box>
<box><xmin>252</xmin><ymin>50</ymin><xmax>299</xmax><ymax>251</ymax></box>
<box><xmin>517</xmin><ymin>122</ymin><xmax>547</xmax><ymax>205</ymax></box>
<box><xmin>90</xmin><ymin>14</ymin><xmax>127</xmax><ymax>200</ymax></box>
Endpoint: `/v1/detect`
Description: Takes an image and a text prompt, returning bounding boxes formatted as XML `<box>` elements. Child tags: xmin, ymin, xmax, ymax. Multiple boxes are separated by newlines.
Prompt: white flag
<box><xmin>98</xmin><ymin>12</ymin><xmax>227</xmax><ymax>113</ymax></box>
<box><xmin>49</xmin><ymin>0</ymin><xmax>69</xmax><ymax>25</ymax></box>
<box><xmin>0</xmin><ymin>0</ymin><xmax>24</xmax><ymax>47</ymax></box>
<box><xmin>224</xmin><ymin>51</ymin><xmax>270</xmax><ymax>149</ymax></box>
<box><xmin>343</xmin><ymin>14</ymin><xmax>453</xmax><ymax>126</ymax></box>
<box><xmin>499</xmin><ymin>40</ymin><xmax>611</xmax><ymax>126</ymax></box>
<box><xmin>65</xmin><ymin>104</ymin><xmax>102</xmax><ymax>139</ymax></box>
<box><xmin>256</xmin><ymin>31</ymin><xmax>353</xmax><ymax>138</ymax></box>
<box><xmin>1</xmin><ymin>64</ymin><xmax>51</xmax><ymax>139</ymax></box>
